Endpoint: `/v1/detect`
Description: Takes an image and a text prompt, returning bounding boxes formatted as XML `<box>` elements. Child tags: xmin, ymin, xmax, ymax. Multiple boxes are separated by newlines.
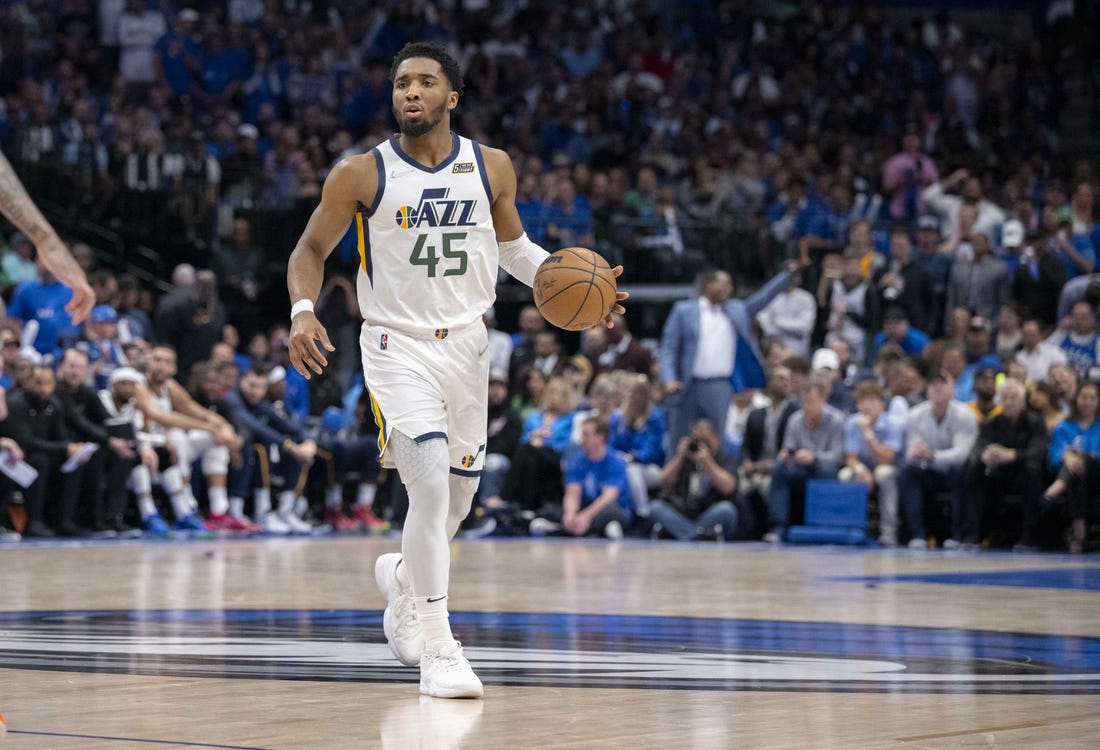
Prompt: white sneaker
<box><xmin>604</xmin><ymin>520</ymin><xmax>623</xmax><ymax>539</ymax></box>
<box><xmin>260</xmin><ymin>512</ymin><xmax>291</xmax><ymax>535</ymax></box>
<box><xmin>280</xmin><ymin>511</ymin><xmax>313</xmax><ymax>535</ymax></box>
<box><xmin>375</xmin><ymin>553</ymin><xmax>423</xmax><ymax>666</ymax></box>
<box><xmin>942</xmin><ymin>538</ymin><xmax>961</xmax><ymax>550</ymax></box>
<box><xmin>907</xmin><ymin>538</ymin><xmax>928</xmax><ymax>550</ymax></box>
<box><xmin>420</xmin><ymin>640</ymin><xmax>484</xmax><ymax>699</ymax></box>
<box><xmin>528</xmin><ymin>517</ymin><xmax>561</xmax><ymax>536</ymax></box>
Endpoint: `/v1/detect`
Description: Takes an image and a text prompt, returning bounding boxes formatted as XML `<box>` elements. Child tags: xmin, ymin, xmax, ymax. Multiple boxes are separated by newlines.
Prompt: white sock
<box><xmin>277</xmin><ymin>490</ymin><xmax>297</xmax><ymax>517</ymax></box>
<box><xmin>208</xmin><ymin>486</ymin><xmax>229</xmax><ymax>516</ymax></box>
<box><xmin>229</xmin><ymin>497</ymin><xmax>246</xmax><ymax>518</ymax></box>
<box><xmin>254</xmin><ymin>488</ymin><xmax>271</xmax><ymax>518</ymax></box>
<box><xmin>356</xmin><ymin>483</ymin><xmax>377</xmax><ymax>507</ymax></box>
<box><xmin>414</xmin><ymin>595</ymin><xmax>455</xmax><ymax>649</ymax></box>
<box><xmin>325</xmin><ymin>485</ymin><xmax>342</xmax><ymax>509</ymax></box>
<box><xmin>163</xmin><ymin>466</ymin><xmax>194</xmax><ymax>519</ymax></box>
<box><xmin>137</xmin><ymin>494</ymin><xmax>157</xmax><ymax>520</ymax></box>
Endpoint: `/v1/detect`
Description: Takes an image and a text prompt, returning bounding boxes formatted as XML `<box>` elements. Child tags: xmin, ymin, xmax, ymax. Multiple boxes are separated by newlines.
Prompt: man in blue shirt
<box><xmin>873</xmin><ymin>306</ymin><xmax>931</xmax><ymax>357</ymax></box>
<box><xmin>541</xmin><ymin>416</ymin><xmax>632</xmax><ymax>539</ymax></box>
<box><xmin>7</xmin><ymin>260</ymin><xmax>81</xmax><ymax>355</ymax></box>
<box><xmin>839</xmin><ymin>381</ymin><xmax>904</xmax><ymax>546</ymax></box>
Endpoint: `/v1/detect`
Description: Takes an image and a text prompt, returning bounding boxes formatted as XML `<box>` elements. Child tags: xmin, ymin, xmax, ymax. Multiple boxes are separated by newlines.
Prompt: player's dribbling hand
<box><xmin>289</xmin><ymin>311</ymin><xmax>336</xmax><ymax>380</ymax></box>
<box><xmin>597</xmin><ymin>265</ymin><xmax>629</xmax><ymax>328</ymax></box>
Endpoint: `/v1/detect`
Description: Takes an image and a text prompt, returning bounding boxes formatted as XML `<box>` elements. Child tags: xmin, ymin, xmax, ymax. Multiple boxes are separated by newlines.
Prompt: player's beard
<box><xmin>396</xmin><ymin>103</ymin><xmax>445</xmax><ymax>137</ymax></box>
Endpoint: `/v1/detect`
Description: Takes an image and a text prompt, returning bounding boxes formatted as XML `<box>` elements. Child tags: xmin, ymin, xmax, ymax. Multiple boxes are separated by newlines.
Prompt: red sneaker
<box><xmin>326</xmin><ymin>508</ymin><xmax>360</xmax><ymax>532</ymax></box>
<box><xmin>353</xmin><ymin>506</ymin><xmax>390</xmax><ymax>532</ymax></box>
<box><xmin>208</xmin><ymin>512</ymin><xmax>259</xmax><ymax>533</ymax></box>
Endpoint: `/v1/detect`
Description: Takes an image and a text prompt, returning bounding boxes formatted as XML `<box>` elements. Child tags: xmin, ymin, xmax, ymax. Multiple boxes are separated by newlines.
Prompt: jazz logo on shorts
<box><xmin>379</xmin><ymin>333</ymin><xmax>388</xmax><ymax>350</ymax></box>
<box><xmin>434</xmin><ymin>328</ymin><xmax>449</xmax><ymax>340</ymax></box>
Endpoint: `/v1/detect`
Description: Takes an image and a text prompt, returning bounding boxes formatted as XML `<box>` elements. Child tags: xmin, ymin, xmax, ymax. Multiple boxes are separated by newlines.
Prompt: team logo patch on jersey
<box><xmin>452</xmin><ymin>162</ymin><xmax>475</xmax><ymax>174</ymax></box>
<box><xmin>379</xmin><ymin>333</ymin><xmax>388</xmax><ymax>350</ymax></box>
<box><xmin>434</xmin><ymin>328</ymin><xmax>449</xmax><ymax>340</ymax></box>
<box><xmin>393</xmin><ymin>188</ymin><xmax>478</xmax><ymax>230</ymax></box>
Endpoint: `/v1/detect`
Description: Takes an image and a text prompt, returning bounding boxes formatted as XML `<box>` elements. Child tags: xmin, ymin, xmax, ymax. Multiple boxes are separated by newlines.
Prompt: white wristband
<box><xmin>290</xmin><ymin>299</ymin><xmax>315</xmax><ymax>320</ymax></box>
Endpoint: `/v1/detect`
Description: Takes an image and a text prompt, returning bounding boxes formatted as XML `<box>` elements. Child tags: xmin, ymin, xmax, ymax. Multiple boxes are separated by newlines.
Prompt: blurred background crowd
<box><xmin>1</xmin><ymin>0</ymin><xmax>1099</xmax><ymax>552</ymax></box>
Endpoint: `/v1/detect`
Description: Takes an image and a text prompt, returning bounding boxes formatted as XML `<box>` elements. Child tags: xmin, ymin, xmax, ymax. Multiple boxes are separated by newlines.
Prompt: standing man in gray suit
<box><xmin>945</xmin><ymin>231</ymin><xmax>1010</xmax><ymax>322</ymax></box>
<box><xmin>660</xmin><ymin>258</ymin><xmax>805</xmax><ymax>448</ymax></box>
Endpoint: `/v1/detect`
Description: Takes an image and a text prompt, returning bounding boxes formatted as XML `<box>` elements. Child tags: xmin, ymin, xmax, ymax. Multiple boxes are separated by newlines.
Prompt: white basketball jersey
<box><xmin>357</xmin><ymin>134</ymin><xmax>498</xmax><ymax>336</ymax></box>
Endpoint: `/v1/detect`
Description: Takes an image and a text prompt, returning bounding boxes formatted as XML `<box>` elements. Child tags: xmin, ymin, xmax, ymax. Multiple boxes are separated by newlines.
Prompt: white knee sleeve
<box><xmin>446</xmin><ymin>473</ymin><xmax>480</xmax><ymax>539</ymax></box>
<box><xmin>201</xmin><ymin>444</ymin><xmax>230</xmax><ymax>476</ymax></box>
<box><xmin>390</xmin><ymin>430</ymin><xmax>451</xmax><ymax>597</ymax></box>
<box><xmin>129</xmin><ymin>465</ymin><xmax>152</xmax><ymax>495</ymax></box>
<box><xmin>161</xmin><ymin>464</ymin><xmax>185</xmax><ymax>495</ymax></box>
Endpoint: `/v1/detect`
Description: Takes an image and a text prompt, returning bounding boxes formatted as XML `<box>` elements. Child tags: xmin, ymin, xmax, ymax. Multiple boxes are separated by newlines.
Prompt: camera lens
<box><xmin>688</xmin><ymin>440</ymin><xmax>699</xmax><ymax>452</ymax></box>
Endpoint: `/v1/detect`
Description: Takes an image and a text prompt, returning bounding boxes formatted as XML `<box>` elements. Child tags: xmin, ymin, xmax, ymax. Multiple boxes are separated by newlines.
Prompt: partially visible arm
<box><xmin>0</xmin><ymin>151</ymin><xmax>93</xmax><ymax>323</ymax></box>
<box><xmin>743</xmin><ymin>267</ymin><xmax>792</xmax><ymax>318</ymax></box>
<box><xmin>287</xmin><ymin>154</ymin><xmax>375</xmax><ymax>377</ymax></box>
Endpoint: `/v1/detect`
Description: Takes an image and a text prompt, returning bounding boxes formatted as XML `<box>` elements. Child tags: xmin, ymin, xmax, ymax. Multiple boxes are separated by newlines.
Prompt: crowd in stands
<box><xmin>0</xmin><ymin>2</ymin><xmax>1098</xmax><ymax>551</ymax></box>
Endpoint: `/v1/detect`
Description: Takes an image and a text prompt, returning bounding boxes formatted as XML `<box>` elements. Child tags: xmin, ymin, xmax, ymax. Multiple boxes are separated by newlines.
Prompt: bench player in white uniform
<box><xmin>286</xmin><ymin>42</ymin><xmax>626</xmax><ymax>698</ymax></box>
<box><xmin>135</xmin><ymin>346</ymin><xmax>243</xmax><ymax>531</ymax></box>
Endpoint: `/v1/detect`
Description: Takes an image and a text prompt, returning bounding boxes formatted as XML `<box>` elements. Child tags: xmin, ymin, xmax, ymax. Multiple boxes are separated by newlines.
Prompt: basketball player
<box><xmin>133</xmin><ymin>346</ymin><xmax>242</xmax><ymax>531</ymax></box>
<box><xmin>286</xmin><ymin>42</ymin><xmax>627</xmax><ymax>698</ymax></box>
<box><xmin>0</xmin><ymin>150</ymin><xmax>95</xmax><ymax>323</ymax></box>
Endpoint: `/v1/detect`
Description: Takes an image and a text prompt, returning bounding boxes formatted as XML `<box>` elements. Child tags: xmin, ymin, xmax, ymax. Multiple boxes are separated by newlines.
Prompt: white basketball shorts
<box><xmin>360</xmin><ymin>320</ymin><xmax>489</xmax><ymax>477</ymax></box>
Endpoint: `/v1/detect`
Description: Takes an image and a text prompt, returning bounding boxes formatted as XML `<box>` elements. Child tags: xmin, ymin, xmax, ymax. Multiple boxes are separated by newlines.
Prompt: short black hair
<box><xmin>391</xmin><ymin>42</ymin><xmax>464</xmax><ymax>95</ymax></box>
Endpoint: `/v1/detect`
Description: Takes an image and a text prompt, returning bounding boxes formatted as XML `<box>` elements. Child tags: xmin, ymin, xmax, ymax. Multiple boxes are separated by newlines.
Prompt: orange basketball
<box><xmin>533</xmin><ymin>247</ymin><xmax>617</xmax><ymax>331</ymax></box>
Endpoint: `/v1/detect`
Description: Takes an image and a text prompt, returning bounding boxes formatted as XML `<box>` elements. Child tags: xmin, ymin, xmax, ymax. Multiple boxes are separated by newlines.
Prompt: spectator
<box><xmin>993</xmin><ymin>303</ymin><xmax>1023</xmax><ymax>364</ymax></box>
<box><xmin>1047</xmin><ymin>301</ymin><xmax>1100</xmax><ymax>377</ymax></box>
<box><xmin>873</xmin><ymin>228</ymin><xmax>934</xmax><ymax>334</ymax></box>
<box><xmin>508</xmin><ymin>304</ymin><xmax>547</xmax><ymax>393</ymax></box>
<box><xmin>471</xmin><ymin>370</ymin><xmax>524</xmax><ymax>527</ymax></box>
<box><xmin>76</xmin><ymin>305</ymin><xmax>127</xmax><ymax>390</ymax></box>
<box><xmin>899</xmin><ymin>370</ymin><xmax>979</xmax><ymax>549</ymax></box>
<box><xmin>154</xmin><ymin>269</ymin><xmax>228</xmax><ymax>382</ymax></box>
<box><xmin>500</xmin><ymin>376</ymin><xmax>577</xmax><ymax>520</ymax></box>
<box><xmin>954</xmin><ymin>318</ymin><xmax>1004</xmax><ymax>402</ymax></box>
<box><xmin>593</xmin><ymin>312</ymin><xmax>654</xmax><ymax>377</ymax></box>
<box><xmin>531</xmin><ymin>416</ymin><xmax>632</xmax><ymax>539</ymax></box>
<box><xmin>117</xmin><ymin>0</ymin><xmax>167</xmax><ymax>99</ymax></box>
<box><xmin>1</xmin><ymin>232</ymin><xmax>38</xmax><ymax>287</ymax></box>
<box><xmin>1015</xmin><ymin>229</ymin><xmax>1067</xmax><ymax>327</ymax></box>
<box><xmin>873</xmin><ymin>306</ymin><xmax>931</xmax><ymax>357</ymax></box>
<box><xmin>839</xmin><ymin>381</ymin><xmax>904</xmax><ymax>547</ymax></box>
<box><xmin>964</xmin><ymin>378</ymin><xmax>1047</xmax><ymax>551</ymax></box>
<box><xmin>660</xmin><ymin>265</ymin><xmax>795</xmax><ymax>447</ymax></box>
<box><xmin>115</xmin><ymin>274</ymin><xmax>153</xmax><ymax>343</ymax></box>
<box><xmin>921</xmin><ymin>168</ymin><xmax>1006</xmax><ymax>239</ymax></box>
<box><xmin>1028</xmin><ymin>379</ymin><xmax>1067</xmax><ymax>435</ymax></box>
<box><xmin>946</xmin><ymin>232</ymin><xmax>1010</xmax><ymax>323</ymax></box>
<box><xmin>1043</xmin><ymin>381</ymin><xmax>1100</xmax><ymax>553</ymax></box>
<box><xmin>482</xmin><ymin>308</ymin><xmax>513</xmax><ymax>381</ymax></box>
<box><xmin>1019</xmin><ymin>320</ymin><xmax>1070</xmax><ymax>386</ymax></box>
<box><xmin>755</xmin><ymin>271</ymin><xmax>817</xmax><ymax>358</ymax></box>
<box><xmin>823</xmin><ymin>253</ymin><xmax>875</xmax><ymax>366</ymax></box>
<box><xmin>7</xmin><ymin>259</ymin><xmax>80</xmax><ymax>356</ymax></box>
<box><xmin>1056</xmin><ymin>276</ymin><xmax>1100</xmax><ymax>325</ymax></box>
<box><xmin>740</xmin><ymin>366</ymin><xmax>798</xmax><ymax>522</ymax></box>
<box><xmin>4</xmin><ymin>364</ymin><xmax>94</xmax><ymax>537</ymax></box>
<box><xmin>881</xmin><ymin>123</ymin><xmax>940</xmax><ymax>222</ymax></box>
<box><xmin>1048</xmin><ymin>205</ymin><xmax>1096</xmax><ymax>282</ymax></box>
<box><xmin>650</xmin><ymin>418</ymin><xmax>740</xmax><ymax>542</ymax></box>
<box><xmin>967</xmin><ymin>366</ymin><xmax>1002</xmax><ymax>424</ymax></box>
<box><xmin>912</xmin><ymin>215</ymin><xmax>953</xmax><ymax>336</ymax></box>
<box><xmin>811</xmin><ymin>348</ymin><xmax>855</xmax><ymax>415</ymax></box>
<box><xmin>609</xmin><ymin>375</ymin><xmax>666</xmax><ymax>520</ymax></box>
<box><xmin>764</xmin><ymin>381</ymin><xmax>845</xmax><ymax>542</ymax></box>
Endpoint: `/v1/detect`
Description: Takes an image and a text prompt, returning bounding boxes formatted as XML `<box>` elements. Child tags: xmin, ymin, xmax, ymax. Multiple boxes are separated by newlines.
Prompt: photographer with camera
<box><xmin>648</xmin><ymin>419</ymin><xmax>740</xmax><ymax>542</ymax></box>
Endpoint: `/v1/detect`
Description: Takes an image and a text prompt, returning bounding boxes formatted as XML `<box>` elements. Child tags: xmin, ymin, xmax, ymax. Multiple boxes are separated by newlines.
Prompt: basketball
<box><xmin>533</xmin><ymin>247</ymin><xmax>617</xmax><ymax>331</ymax></box>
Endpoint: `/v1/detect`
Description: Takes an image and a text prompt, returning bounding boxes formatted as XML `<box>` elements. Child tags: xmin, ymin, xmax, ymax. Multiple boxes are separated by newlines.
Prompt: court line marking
<box><xmin>7</xmin><ymin>729</ymin><xmax>268</xmax><ymax>749</ymax></box>
<box><xmin>894</xmin><ymin>713</ymin><xmax>1098</xmax><ymax>742</ymax></box>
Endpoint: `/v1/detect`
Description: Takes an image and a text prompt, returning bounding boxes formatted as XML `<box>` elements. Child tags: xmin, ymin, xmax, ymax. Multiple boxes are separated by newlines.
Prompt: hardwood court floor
<box><xmin>0</xmin><ymin>537</ymin><xmax>1098</xmax><ymax>749</ymax></box>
